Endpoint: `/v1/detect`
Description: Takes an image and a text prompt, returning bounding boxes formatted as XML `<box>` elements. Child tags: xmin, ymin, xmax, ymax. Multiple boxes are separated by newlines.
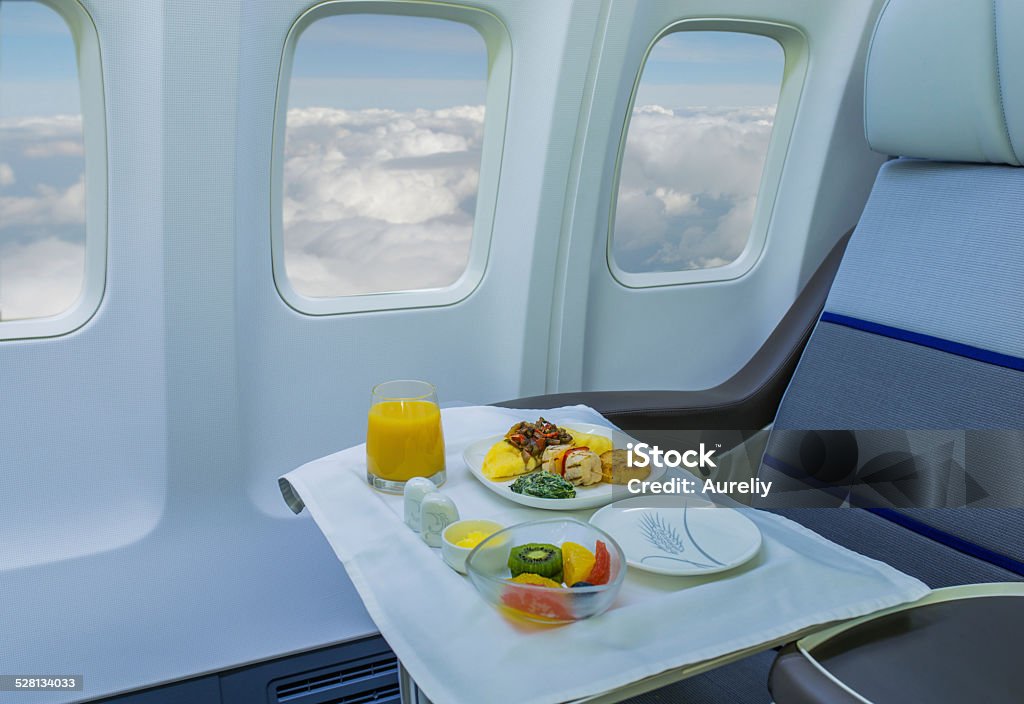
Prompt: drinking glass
<box><xmin>366</xmin><ymin>380</ymin><xmax>446</xmax><ymax>493</ymax></box>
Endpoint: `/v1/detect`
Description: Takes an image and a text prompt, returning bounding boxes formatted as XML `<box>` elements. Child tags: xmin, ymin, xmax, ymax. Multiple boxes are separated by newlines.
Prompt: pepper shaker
<box><xmin>420</xmin><ymin>493</ymin><xmax>459</xmax><ymax>547</ymax></box>
<box><xmin>403</xmin><ymin>477</ymin><xmax>437</xmax><ymax>532</ymax></box>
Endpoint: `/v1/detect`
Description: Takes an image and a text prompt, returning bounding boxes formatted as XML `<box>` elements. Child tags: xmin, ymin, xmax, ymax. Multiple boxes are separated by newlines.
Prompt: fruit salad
<box><xmin>500</xmin><ymin>540</ymin><xmax>613</xmax><ymax>622</ymax></box>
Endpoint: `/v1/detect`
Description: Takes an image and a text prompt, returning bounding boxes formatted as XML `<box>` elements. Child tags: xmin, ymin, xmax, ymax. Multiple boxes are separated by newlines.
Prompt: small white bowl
<box><xmin>442</xmin><ymin>519</ymin><xmax>504</xmax><ymax>574</ymax></box>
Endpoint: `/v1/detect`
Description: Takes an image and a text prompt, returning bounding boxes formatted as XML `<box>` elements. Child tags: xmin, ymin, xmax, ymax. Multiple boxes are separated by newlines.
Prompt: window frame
<box><xmin>607</xmin><ymin>19</ymin><xmax>807</xmax><ymax>289</ymax></box>
<box><xmin>0</xmin><ymin>0</ymin><xmax>108</xmax><ymax>340</ymax></box>
<box><xmin>270</xmin><ymin>0</ymin><xmax>511</xmax><ymax>315</ymax></box>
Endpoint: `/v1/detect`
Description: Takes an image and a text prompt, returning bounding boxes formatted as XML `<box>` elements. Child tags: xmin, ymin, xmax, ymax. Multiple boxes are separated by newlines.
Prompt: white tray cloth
<box><xmin>279</xmin><ymin>405</ymin><xmax>929</xmax><ymax>704</ymax></box>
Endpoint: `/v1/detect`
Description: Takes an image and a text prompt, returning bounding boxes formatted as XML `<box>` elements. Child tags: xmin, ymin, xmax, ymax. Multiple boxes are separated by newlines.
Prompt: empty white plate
<box><xmin>589</xmin><ymin>495</ymin><xmax>762</xmax><ymax>576</ymax></box>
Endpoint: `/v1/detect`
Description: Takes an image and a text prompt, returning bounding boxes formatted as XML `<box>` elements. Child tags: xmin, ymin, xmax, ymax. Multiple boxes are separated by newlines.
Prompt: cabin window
<box><xmin>610</xmin><ymin>31</ymin><xmax>785</xmax><ymax>282</ymax></box>
<box><xmin>0</xmin><ymin>0</ymin><xmax>95</xmax><ymax>329</ymax></box>
<box><xmin>278</xmin><ymin>11</ymin><xmax>496</xmax><ymax>308</ymax></box>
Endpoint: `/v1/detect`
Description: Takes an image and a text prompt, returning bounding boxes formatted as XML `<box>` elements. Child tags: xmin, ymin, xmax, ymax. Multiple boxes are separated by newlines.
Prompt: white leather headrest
<box><xmin>866</xmin><ymin>0</ymin><xmax>1024</xmax><ymax>165</ymax></box>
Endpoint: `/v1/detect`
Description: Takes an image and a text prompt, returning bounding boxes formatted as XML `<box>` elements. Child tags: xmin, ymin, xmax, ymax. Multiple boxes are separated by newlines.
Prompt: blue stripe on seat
<box><xmin>763</xmin><ymin>453</ymin><xmax>1024</xmax><ymax>576</ymax></box>
<box><xmin>868</xmin><ymin>508</ymin><xmax>1024</xmax><ymax>577</ymax></box>
<box><xmin>820</xmin><ymin>312</ymin><xmax>1024</xmax><ymax>372</ymax></box>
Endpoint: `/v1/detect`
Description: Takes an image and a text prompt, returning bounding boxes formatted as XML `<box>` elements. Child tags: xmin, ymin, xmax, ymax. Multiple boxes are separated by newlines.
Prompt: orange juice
<box><xmin>366</xmin><ymin>400</ymin><xmax>445</xmax><ymax>482</ymax></box>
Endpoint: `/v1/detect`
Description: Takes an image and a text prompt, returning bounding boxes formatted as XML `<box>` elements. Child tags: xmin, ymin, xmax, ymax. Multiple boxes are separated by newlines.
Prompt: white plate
<box><xmin>589</xmin><ymin>495</ymin><xmax>762</xmax><ymax>575</ymax></box>
<box><xmin>462</xmin><ymin>423</ymin><xmax>664</xmax><ymax>511</ymax></box>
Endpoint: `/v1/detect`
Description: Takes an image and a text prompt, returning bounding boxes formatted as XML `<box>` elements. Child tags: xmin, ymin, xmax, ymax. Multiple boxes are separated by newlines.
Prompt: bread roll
<box><xmin>600</xmin><ymin>449</ymin><xmax>650</xmax><ymax>484</ymax></box>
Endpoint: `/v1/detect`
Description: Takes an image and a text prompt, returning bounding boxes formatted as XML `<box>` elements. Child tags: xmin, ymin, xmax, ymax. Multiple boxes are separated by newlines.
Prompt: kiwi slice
<box><xmin>508</xmin><ymin>543</ymin><xmax>563</xmax><ymax>582</ymax></box>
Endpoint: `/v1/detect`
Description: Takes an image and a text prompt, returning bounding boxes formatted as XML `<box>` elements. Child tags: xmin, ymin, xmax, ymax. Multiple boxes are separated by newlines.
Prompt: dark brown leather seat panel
<box><xmin>769</xmin><ymin>595</ymin><xmax>1024</xmax><ymax>704</ymax></box>
<box><xmin>496</xmin><ymin>231</ymin><xmax>851</xmax><ymax>439</ymax></box>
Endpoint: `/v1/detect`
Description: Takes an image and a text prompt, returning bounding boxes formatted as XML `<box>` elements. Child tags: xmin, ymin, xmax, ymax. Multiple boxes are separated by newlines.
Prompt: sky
<box><xmin>613</xmin><ymin>31</ymin><xmax>783</xmax><ymax>273</ymax></box>
<box><xmin>0</xmin><ymin>1</ymin><xmax>81</xmax><ymax>119</ymax></box>
<box><xmin>0</xmin><ymin>7</ymin><xmax>784</xmax><ymax>317</ymax></box>
<box><xmin>288</xmin><ymin>14</ymin><xmax>489</xmax><ymax>111</ymax></box>
<box><xmin>0</xmin><ymin>2</ymin><xmax>85</xmax><ymax>320</ymax></box>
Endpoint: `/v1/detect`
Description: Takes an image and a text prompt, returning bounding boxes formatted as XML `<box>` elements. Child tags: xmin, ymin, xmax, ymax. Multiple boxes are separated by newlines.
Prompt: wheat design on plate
<box><xmin>637</xmin><ymin>504</ymin><xmax>725</xmax><ymax>569</ymax></box>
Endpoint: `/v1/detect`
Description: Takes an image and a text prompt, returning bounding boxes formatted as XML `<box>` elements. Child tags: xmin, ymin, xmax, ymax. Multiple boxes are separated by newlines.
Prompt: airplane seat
<box><xmin>502</xmin><ymin>0</ymin><xmax>1024</xmax><ymax>700</ymax></box>
<box><xmin>763</xmin><ymin>0</ymin><xmax>1024</xmax><ymax>700</ymax></box>
<box><xmin>755</xmin><ymin>0</ymin><xmax>1024</xmax><ymax>584</ymax></box>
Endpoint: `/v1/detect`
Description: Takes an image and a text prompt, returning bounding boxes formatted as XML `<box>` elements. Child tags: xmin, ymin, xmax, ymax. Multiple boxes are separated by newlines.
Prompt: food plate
<box><xmin>463</xmin><ymin>423</ymin><xmax>664</xmax><ymax>511</ymax></box>
<box><xmin>589</xmin><ymin>495</ymin><xmax>762</xmax><ymax>576</ymax></box>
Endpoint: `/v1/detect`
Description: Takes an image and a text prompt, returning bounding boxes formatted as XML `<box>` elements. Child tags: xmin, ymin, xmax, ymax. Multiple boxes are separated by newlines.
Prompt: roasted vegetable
<box><xmin>504</xmin><ymin>418</ymin><xmax>574</xmax><ymax>462</ymax></box>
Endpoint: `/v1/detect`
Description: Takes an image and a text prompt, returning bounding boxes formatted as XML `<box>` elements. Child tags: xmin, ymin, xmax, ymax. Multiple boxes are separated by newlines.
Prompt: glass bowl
<box><xmin>465</xmin><ymin>518</ymin><xmax>626</xmax><ymax>624</ymax></box>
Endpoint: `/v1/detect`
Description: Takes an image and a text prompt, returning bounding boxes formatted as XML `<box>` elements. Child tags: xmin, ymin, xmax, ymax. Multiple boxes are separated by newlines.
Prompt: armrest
<box><xmin>770</xmin><ymin>645</ymin><xmax>863</xmax><ymax>704</ymax></box>
<box><xmin>497</xmin><ymin>230</ymin><xmax>851</xmax><ymax>434</ymax></box>
<box><xmin>769</xmin><ymin>583</ymin><xmax>1024</xmax><ymax>704</ymax></box>
<box><xmin>499</xmin><ymin>388</ymin><xmax>783</xmax><ymax>431</ymax></box>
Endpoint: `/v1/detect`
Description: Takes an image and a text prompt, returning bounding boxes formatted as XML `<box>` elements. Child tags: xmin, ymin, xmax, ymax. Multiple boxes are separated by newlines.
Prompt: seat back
<box><xmin>756</xmin><ymin>0</ymin><xmax>1024</xmax><ymax>576</ymax></box>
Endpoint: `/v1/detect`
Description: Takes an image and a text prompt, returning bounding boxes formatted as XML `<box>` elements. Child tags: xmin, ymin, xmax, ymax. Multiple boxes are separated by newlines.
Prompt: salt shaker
<box><xmin>420</xmin><ymin>493</ymin><xmax>459</xmax><ymax>547</ymax></box>
<box><xmin>403</xmin><ymin>477</ymin><xmax>437</xmax><ymax>532</ymax></box>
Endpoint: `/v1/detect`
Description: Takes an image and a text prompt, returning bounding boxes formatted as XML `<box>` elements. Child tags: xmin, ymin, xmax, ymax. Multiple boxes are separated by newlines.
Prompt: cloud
<box><xmin>0</xmin><ymin>175</ymin><xmax>86</xmax><ymax>228</ymax></box>
<box><xmin>0</xmin><ymin>101</ymin><xmax>774</xmax><ymax>319</ymax></box>
<box><xmin>282</xmin><ymin>105</ymin><xmax>484</xmax><ymax>297</ymax></box>
<box><xmin>0</xmin><ymin>114</ymin><xmax>86</xmax><ymax>320</ymax></box>
<box><xmin>283</xmin><ymin>102</ymin><xmax>774</xmax><ymax>292</ymax></box>
<box><xmin>0</xmin><ymin>114</ymin><xmax>82</xmax><ymax>136</ymax></box>
<box><xmin>612</xmin><ymin>105</ymin><xmax>776</xmax><ymax>273</ymax></box>
<box><xmin>0</xmin><ymin>236</ymin><xmax>84</xmax><ymax>321</ymax></box>
<box><xmin>22</xmin><ymin>139</ymin><xmax>84</xmax><ymax>158</ymax></box>
<box><xmin>0</xmin><ymin>115</ymin><xmax>86</xmax><ymax>230</ymax></box>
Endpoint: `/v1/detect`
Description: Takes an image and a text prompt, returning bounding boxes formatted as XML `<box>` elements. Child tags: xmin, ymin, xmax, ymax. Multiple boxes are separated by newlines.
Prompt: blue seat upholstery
<box><xmin>756</xmin><ymin>0</ymin><xmax>1024</xmax><ymax>581</ymax></box>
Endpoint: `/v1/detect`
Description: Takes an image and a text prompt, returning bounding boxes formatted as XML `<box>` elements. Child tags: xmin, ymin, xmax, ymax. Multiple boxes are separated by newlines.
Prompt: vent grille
<box><xmin>274</xmin><ymin>653</ymin><xmax>399</xmax><ymax>703</ymax></box>
<box><xmin>324</xmin><ymin>682</ymin><xmax>400</xmax><ymax>704</ymax></box>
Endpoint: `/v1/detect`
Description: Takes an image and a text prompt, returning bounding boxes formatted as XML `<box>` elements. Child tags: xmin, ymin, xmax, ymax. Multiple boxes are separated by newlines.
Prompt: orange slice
<box><xmin>562</xmin><ymin>541</ymin><xmax>597</xmax><ymax>586</ymax></box>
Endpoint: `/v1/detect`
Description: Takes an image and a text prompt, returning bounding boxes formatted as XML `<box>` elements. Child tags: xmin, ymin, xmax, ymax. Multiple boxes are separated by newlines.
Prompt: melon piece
<box><xmin>481</xmin><ymin>440</ymin><xmax>535</xmax><ymax>480</ymax></box>
<box><xmin>570</xmin><ymin>431</ymin><xmax>613</xmax><ymax>457</ymax></box>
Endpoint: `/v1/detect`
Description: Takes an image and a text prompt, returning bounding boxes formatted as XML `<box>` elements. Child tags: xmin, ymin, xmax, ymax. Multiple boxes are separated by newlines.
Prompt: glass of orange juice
<box><xmin>366</xmin><ymin>380</ymin><xmax>446</xmax><ymax>493</ymax></box>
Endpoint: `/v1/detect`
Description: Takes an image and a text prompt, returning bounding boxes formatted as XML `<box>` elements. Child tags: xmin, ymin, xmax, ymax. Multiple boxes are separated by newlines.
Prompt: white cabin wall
<box><xmin>161</xmin><ymin>0</ymin><xmax>249</xmax><ymax>517</ymax></box>
<box><xmin>0</xmin><ymin>0</ymin><xmax>887</xmax><ymax>587</ymax></box>
<box><xmin>0</xmin><ymin>0</ymin><xmax>167</xmax><ymax>570</ymax></box>
<box><xmin>234</xmin><ymin>0</ymin><xmax>602</xmax><ymax>514</ymax></box>
<box><xmin>556</xmin><ymin>0</ymin><xmax>888</xmax><ymax>393</ymax></box>
<box><xmin>2</xmin><ymin>4</ymin><xmax>381</xmax><ymax>694</ymax></box>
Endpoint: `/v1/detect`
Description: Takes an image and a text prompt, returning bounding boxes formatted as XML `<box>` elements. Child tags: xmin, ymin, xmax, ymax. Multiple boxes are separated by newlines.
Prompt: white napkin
<box><xmin>280</xmin><ymin>405</ymin><xmax>929</xmax><ymax>704</ymax></box>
